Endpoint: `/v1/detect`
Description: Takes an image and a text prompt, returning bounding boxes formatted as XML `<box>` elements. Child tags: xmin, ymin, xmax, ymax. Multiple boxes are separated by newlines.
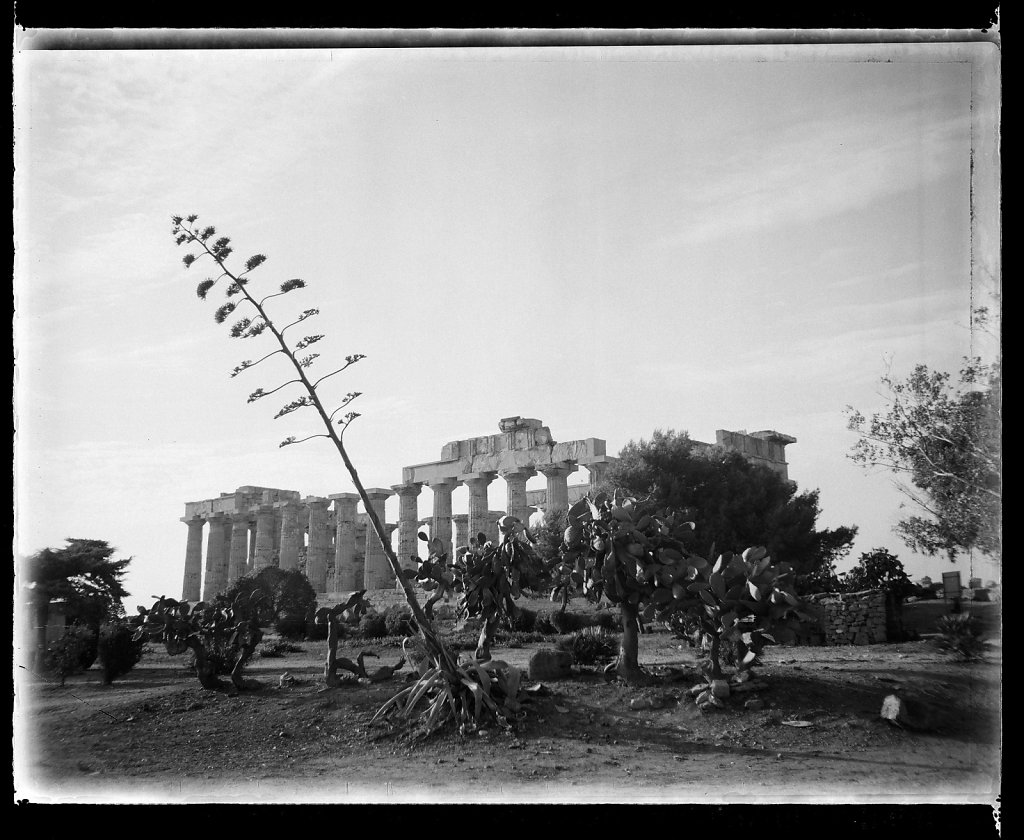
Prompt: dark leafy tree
<box><xmin>841</xmin><ymin>547</ymin><xmax>915</xmax><ymax>603</ymax></box>
<box><xmin>23</xmin><ymin>539</ymin><xmax>132</xmax><ymax>668</ymax></box>
<box><xmin>43</xmin><ymin>625</ymin><xmax>96</xmax><ymax>687</ymax></box>
<box><xmin>223</xmin><ymin>567</ymin><xmax>316</xmax><ymax>638</ymax></box>
<box><xmin>171</xmin><ymin>215</ymin><xmax>522</xmax><ymax>732</ymax></box>
<box><xmin>846</xmin><ymin>357</ymin><xmax>1001</xmax><ymax>562</ymax></box>
<box><xmin>97</xmin><ymin>619</ymin><xmax>146</xmax><ymax>685</ymax></box>
<box><xmin>605</xmin><ymin>430</ymin><xmax>857</xmax><ymax>593</ymax></box>
<box><xmin>554</xmin><ymin>493</ymin><xmax>807</xmax><ymax>686</ymax></box>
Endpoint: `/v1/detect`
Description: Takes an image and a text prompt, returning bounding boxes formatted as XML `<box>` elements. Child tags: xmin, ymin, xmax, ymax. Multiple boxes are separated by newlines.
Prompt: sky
<box><xmin>14</xmin><ymin>39</ymin><xmax>1001</xmax><ymax>614</ymax></box>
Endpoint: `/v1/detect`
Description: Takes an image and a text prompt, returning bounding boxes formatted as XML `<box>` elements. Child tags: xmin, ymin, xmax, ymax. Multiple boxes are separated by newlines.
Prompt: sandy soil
<box><xmin>14</xmin><ymin>602</ymin><xmax>1001</xmax><ymax>805</ymax></box>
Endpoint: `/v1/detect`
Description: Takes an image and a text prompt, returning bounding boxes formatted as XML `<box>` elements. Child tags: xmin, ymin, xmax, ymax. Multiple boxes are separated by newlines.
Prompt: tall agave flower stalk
<box><xmin>170</xmin><ymin>215</ymin><xmax>460</xmax><ymax>685</ymax></box>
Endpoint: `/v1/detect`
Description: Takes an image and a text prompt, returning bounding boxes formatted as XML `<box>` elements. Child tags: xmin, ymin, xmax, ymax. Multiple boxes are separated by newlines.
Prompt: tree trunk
<box><xmin>708</xmin><ymin>635</ymin><xmax>725</xmax><ymax>680</ymax></box>
<box><xmin>616</xmin><ymin>602</ymin><xmax>648</xmax><ymax>684</ymax></box>
<box><xmin>186</xmin><ymin>638</ymin><xmax>222</xmax><ymax>690</ymax></box>
<box><xmin>475</xmin><ymin>615</ymin><xmax>499</xmax><ymax>662</ymax></box>
<box><xmin>324</xmin><ymin>618</ymin><xmax>342</xmax><ymax>687</ymax></box>
<box><xmin>230</xmin><ymin>644</ymin><xmax>255</xmax><ymax>689</ymax></box>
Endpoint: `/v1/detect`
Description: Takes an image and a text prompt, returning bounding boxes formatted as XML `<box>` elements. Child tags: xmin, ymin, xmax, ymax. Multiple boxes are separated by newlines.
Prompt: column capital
<box><xmin>205</xmin><ymin>511</ymin><xmax>227</xmax><ymax>523</ymax></box>
<box><xmin>499</xmin><ymin>466</ymin><xmax>536</xmax><ymax>480</ymax></box>
<box><xmin>362</xmin><ymin>487</ymin><xmax>395</xmax><ymax>502</ymax></box>
<box><xmin>391</xmin><ymin>482</ymin><xmax>423</xmax><ymax>498</ymax></box>
<box><xmin>425</xmin><ymin>477</ymin><xmax>462</xmax><ymax>491</ymax></box>
<box><xmin>229</xmin><ymin>510</ymin><xmax>251</xmax><ymax>524</ymax></box>
<box><xmin>304</xmin><ymin>496</ymin><xmax>331</xmax><ymax>510</ymax></box>
<box><xmin>328</xmin><ymin>492</ymin><xmax>361</xmax><ymax>502</ymax></box>
<box><xmin>460</xmin><ymin>471</ymin><xmax>498</xmax><ymax>485</ymax></box>
<box><xmin>539</xmin><ymin>462</ymin><xmax>578</xmax><ymax>479</ymax></box>
<box><xmin>181</xmin><ymin>514</ymin><xmax>205</xmax><ymax>525</ymax></box>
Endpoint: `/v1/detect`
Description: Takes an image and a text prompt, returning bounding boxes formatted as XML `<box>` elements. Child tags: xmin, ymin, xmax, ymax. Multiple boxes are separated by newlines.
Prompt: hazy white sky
<box><xmin>14</xmin><ymin>42</ymin><xmax>1001</xmax><ymax>611</ymax></box>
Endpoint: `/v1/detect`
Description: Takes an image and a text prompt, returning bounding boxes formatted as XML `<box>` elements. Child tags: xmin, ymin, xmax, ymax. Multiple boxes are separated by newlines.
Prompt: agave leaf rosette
<box><xmin>373</xmin><ymin>652</ymin><xmax>524</xmax><ymax>736</ymax></box>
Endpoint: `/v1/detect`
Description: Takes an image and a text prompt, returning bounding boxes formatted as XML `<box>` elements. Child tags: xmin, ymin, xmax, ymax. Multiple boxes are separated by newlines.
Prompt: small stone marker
<box><xmin>880</xmin><ymin>694</ymin><xmax>946</xmax><ymax>731</ymax></box>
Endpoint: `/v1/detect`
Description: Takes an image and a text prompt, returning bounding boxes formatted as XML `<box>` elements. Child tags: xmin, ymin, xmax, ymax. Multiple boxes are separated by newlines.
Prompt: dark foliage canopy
<box><xmin>604</xmin><ymin>430</ymin><xmax>857</xmax><ymax>592</ymax></box>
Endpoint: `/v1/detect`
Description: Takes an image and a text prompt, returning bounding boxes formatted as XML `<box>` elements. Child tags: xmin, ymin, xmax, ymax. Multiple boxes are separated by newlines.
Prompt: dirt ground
<box><xmin>14</xmin><ymin>601</ymin><xmax>1001</xmax><ymax>805</ymax></box>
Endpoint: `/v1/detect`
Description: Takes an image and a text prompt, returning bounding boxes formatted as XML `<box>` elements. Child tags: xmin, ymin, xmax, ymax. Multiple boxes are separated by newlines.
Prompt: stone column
<box><xmin>202</xmin><ymin>513</ymin><xmax>229</xmax><ymax>600</ymax></box>
<box><xmin>427</xmin><ymin>479</ymin><xmax>460</xmax><ymax>557</ymax></box>
<box><xmin>181</xmin><ymin>515</ymin><xmax>205</xmax><ymax>601</ymax></box>
<box><xmin>585</xmin><ymin>458</ymin><xmax>612</xmax><ymax>491</ymax></box>
<box><xmin>540</xmin><ymin>462</ymin><xmax>578</xmax><ymax>513</ymax></box>
<box><xmin>361</xmin><ymin>488</ymin><xmax>395</xmax><ymax>590</ymax></box>
<box><xmin>253</xmin><ymin>504</ymin><xmax>277</xmax><ymax>571</ymax></box>
<box><xmin>247</xmin><ymin>521</ymin><xmax>257</xmax><ymax>572</ymax></box>
<box><xmin>453</xmin><ymin>514</ymin><xmax>469</xmax><ymax>552</ymax></box>
<box><xmin>227</xmin><ymin>511</ymin><xmax>251</xmax><ymax>585</ymax></box>
<box><xmin>501</xmin><ymin>467</ymin><xmax>535</xmax><ymax>525</ymax></box>
<box><xmin>306</xmin><ymin>497</ymin><xmax>331</xmax><ymax>594</ymax></box>
<box><xmin>464</xmin><ymin>472</ymin><xmax>496</xmax><ymax>545</ymax></box>
<box><xmin>329</xmin><ymin>493</ymin><xmax>361</xmax><ymax>593</ymax></box>
<box><xmin>278</xmin><ymin>501</ymin><xmax>302</xmax><ymax>571</ymax></box>
<box><xmin>391</xmin><ymin>483</ymin><xmax>423</xmax><ymax>571</ymax></box>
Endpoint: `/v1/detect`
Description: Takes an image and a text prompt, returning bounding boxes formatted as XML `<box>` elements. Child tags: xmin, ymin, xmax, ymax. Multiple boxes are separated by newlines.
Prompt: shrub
<box><xmin>258</xmin><ymin>639</ymin><xmax>304</xmax><ymax>658</ymax></box>
<box><xmin>557</xmin><ymin>627</ymin><xmax>618</xmax><ymax>666</ymax></box>
<box><xmin>275</xmin><ymin>612</ymin><xmax>308</xmax><ymax>640</ymax></box>
<box><xmin>44</xmin><ymin>625</ymin><xmax>96</xmax><ymax>686</ymax></box>
<box><xmin>358</xmin><ymin>613</ymin><xmax>388</xmax><ymax>639</ymax></box>
<box><xmin>504</xmin><ymin>607</ymin><xmax>538</xmax><ymax>632</ymax></box>
<box><xmin>933</xmin><ymin>613</ymin><xmax>989</xmax><ymax>661</ymax></box>
<box><xmin>97</xmin><ymin>620</ymin><xmax>145</xmax><ymax>684</ymax></box>
<box><xmin>383</xmin><ymin>604</ymin><xmax>416</xmax><ymax>637</ymax></box>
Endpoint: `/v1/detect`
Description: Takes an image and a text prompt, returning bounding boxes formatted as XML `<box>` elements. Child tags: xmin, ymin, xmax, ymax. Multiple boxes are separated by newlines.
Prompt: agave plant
<box><xmin>170</xmin><ymin>214</ymin><xmax>509</xmax><ymax>729</ymax></box>
<box><xmin>373</xmin><ymin>652</ymin><xmax>523</xmax><ymax>737</ymax></box>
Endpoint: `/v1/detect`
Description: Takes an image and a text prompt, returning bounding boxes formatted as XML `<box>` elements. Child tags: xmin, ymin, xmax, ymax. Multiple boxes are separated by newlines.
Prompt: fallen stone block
<box><xmin>710</xmin><ymin>679</ymin><xmax>730</xmax><ymax>699</ymax></box>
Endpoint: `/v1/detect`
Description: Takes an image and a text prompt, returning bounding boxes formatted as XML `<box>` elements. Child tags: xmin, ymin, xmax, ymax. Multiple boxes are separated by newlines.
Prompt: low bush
<box><xmin>258</xmin><ymin>639</ymin><xmax>304</xmax><ymax>658</ymax></box>
<box><xmin>383</xmin><ymin>605</ymin><xmax>416</xmax><ymax>637</ymax></box>
<box><xmin>933</xmin><ymin>613</ymin><xmax>989</xmax><ymax>661</ymax></box>
<box><xmin>358</xmin><ymin>613</ymin><xmax>388</xmax><ymax>639</ymax></box>
<box><xmin>44</xmin><ymin>625</ymin><xmax>97</xmax><ymax>686</ymax></box>
<box><xmin>97</xmin><ymin>620</ymin><xmax>145</xmax><ymax>684</ymax></box>
<box><xmin>505</xmin><ymin>607</ymin><xmax>538</xmax><ymax>632</ymax></box>
<box><xmin>557</xmin><ymin>627</ymin><xmax>619</xmax><ymax>666</ymax></box>
<box><xmin>275</xmin><ymin>613</ymin><xmax>308</xmax><ymax>640</ymax></box>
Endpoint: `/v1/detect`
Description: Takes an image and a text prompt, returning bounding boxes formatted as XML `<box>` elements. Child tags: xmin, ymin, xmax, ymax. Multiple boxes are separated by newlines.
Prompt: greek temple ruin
<box><xmin>180</xmin><ymin>417</ymin><xmax>795</xmax><ymax>602</ymax></box>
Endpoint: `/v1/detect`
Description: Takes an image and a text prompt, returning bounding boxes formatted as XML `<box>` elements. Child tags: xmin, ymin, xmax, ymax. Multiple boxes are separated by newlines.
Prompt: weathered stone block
<box><xmin>527</xmin><ymin>649</ymin><xmax>573</xmax><ymax>680</ymax></box>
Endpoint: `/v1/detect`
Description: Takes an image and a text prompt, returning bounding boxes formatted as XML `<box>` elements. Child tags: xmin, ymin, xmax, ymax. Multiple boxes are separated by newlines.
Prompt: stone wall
<box><xmin>797</xmin><ymin>589</ymin><xmax>898</xmax><ymax>646</ymax></box>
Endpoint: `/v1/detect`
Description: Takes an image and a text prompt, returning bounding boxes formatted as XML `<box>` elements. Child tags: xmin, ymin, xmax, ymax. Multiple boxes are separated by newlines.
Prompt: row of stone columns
<box><xmin>182</xmin><ymin>460</ymin><xmax>604</xmax><ymax>601</ymax></box>
<box><xmin>390</xmin><ymin>461</ymin><xmax>582</xmax><ymax>560</ymax></box>
<box><xmin>181</xmin><ymin>492</ymin><xmax>398</xmax><ymax>602</ymax></box>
